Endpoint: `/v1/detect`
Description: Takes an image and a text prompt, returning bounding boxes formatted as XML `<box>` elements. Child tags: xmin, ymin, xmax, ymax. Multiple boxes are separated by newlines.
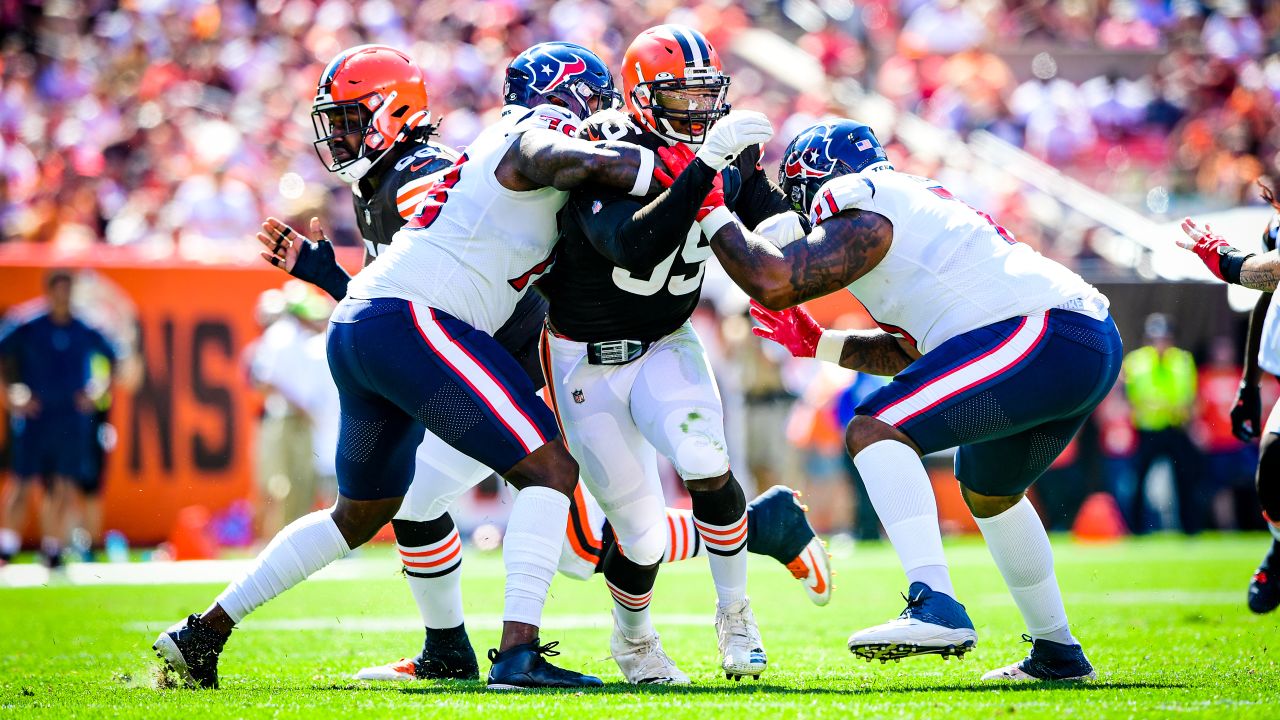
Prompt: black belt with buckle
<box><xmin>586</xmin><ymin>338</ymin><xmax>652</xmax><ymax>365</ymax></box>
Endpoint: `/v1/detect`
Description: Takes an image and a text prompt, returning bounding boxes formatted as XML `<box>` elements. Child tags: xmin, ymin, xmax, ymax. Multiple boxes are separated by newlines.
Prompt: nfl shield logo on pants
<box><xmin>572</xmin><ymin>389</ymin><xmax>585</xmax><ymax>404</ymax></box>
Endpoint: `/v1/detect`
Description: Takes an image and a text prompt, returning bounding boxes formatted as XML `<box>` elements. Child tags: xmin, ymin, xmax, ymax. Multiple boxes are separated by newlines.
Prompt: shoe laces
<box><xmin>897</xmin><ymin>588</ymin><xmax>927</xmax><ymax>619</ymax></box>
<box><xmin>488</xmin><ymin>640</ymin><xmax>561</xmax><ymax>664</ymax></box>
<box><xmin>719</xmin><ymin>603</ymin><xmax>759</xmax><ymax>646</ymax></box>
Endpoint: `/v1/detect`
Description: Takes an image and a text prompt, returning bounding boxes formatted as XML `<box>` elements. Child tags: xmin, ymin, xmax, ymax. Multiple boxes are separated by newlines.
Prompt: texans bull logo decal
<box><xmin>526</xmin><ymin>53</ymin><xmax>588</xmax><ymax>94</ymax></box>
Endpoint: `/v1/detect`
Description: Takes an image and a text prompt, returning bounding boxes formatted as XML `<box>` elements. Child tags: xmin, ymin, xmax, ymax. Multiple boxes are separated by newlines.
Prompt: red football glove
<box><xmin>657</xmin><ymin>142</ymin><xmax>695</xmax><ymax>176</ymax></box>
<box><xmin>699</xmin><ymin>172</ymin><xmax>725</xmax><ymax>221</ymax></box>
<box><xmin>657</xmin><ymin>143</ymin><xmax>725</xmax><ymax>221</ymax></box>
<box><xmin>749</xmin><ymin>300</ymin><xmax>825</xmax><ymax>359</ymax></box>
<box><xmin>1178</xmin><ymin>217</ymin><xmax>1244</xmax><ymax>282</ymax></box>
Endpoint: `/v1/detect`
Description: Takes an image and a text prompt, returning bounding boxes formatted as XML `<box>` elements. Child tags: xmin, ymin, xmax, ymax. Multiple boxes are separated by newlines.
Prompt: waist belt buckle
<box><xmin>588</xmin><ymin>339</ymin><xmax>646</xmax><ymax>365</ymax></box>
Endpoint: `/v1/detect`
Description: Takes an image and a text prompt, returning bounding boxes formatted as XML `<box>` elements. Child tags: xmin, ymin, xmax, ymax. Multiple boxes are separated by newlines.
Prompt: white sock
<box><xmin>854</xmin><ymin>440</ymin><xmax>955</xmax><ymax>597</ymax></box>
<box><xmin>694</xmin><ymin>513</ymin><xmax>748</xmax><ymax>606</ymax></box>
<box><xmin>215</xmin><ymin>510</ymin><xmax>350</xmax><ymax>623</ymax></box>
<box><xmin>608</xmin><ymin>583</ymin><xmax>655</xmax><ymax>640</ymax></box>
<box><xmin>974</xmin><ymin>497</ymin><xmax>1076</xmax><ymax>646</ymax></box>
<box><xmin>663</xmin><ymin>509</ymin><xmax>704</xmax><ymax>562</ymax></box>
<box><xmin>502</xmin><ymin>486</ymin><xmax>570</xmax><ymax>627</ymax></box>
<box><xmin>399</xmin><ymin>527</ymin><xmax>465</xmax><ymax>630</ymax></box>
<box><xmin>0</xmin><ymin>528</ymin><xmax>19</xmax><ymax>556</ymax></box>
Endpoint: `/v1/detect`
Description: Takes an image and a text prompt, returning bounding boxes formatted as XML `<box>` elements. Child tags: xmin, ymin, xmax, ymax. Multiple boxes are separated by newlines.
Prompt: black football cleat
<box><xmin>354</xmin><ymin>625</ymin><xmax>480</xmax><ymax>681</ymax></box>
<box><xmin>981</xmin><ymin>635</ymin><xmax>1097</xmax><ymax>682</ymax></box>
<box><xmin>153</xmin><ymin>614</ymin><xmax>229</xmax><ymax>689</ymax></box>
<box><xmin>486</xmin><ymin>640</ymin><xmax>603</xmax><ymax>690</ymax></box>
<box><xmin>1248</xmin><ymin>568</ymin><xmax>1280</xmax><ymax>614</ymax></box>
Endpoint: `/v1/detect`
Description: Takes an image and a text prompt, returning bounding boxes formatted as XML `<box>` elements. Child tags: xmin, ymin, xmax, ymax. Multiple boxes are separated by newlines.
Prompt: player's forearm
<box><xmin>1239</xmin><ymin>252</ymin><xmax>1280</xmax><ymax>292</ymax></box>
<box><xmin>518</xmin><ymin>133</ymin><xmax>653</xmax><ymax>194</ymax></box>
<box><xmin>710</xmin><ymin>210</ymin><xmax>891</xmax><ymax>310</ymax></box>
<box><xmin>1243</xmin><ymin>292</ymin><xmax>1271</xmax><ymax>386</ymax></box>
<box><xmin>827</xmin><ymin>330</ymin><xmax>915</xmax><ymax>375</ymax></box>
<box><xmin>605</xmin><ymin>157</ymin><xmax>717</xmax><ymax>272</ymax></box>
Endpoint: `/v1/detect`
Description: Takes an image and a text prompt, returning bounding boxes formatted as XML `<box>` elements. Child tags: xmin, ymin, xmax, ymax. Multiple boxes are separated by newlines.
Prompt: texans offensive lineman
<box><xmin>695</xmin><ymin>119</ymin><xmax>1122</xmax><ymax>682</ymax></box>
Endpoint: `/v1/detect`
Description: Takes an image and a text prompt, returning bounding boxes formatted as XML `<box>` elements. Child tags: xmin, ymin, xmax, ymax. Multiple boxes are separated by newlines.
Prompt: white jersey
<box><xmin>809</xmin><ymin>170</ymin><xmax>1108</xmax><ymax>354</ymax></box>
<box><xmin>1260</xmin><ymin>287</ymin><xmax>1280</xmax><ymax>376</ymax></box>
<box><xmin>347</xmin><ymin>104</ymin><xmax>580</xmax><ymax>334</ymax></box>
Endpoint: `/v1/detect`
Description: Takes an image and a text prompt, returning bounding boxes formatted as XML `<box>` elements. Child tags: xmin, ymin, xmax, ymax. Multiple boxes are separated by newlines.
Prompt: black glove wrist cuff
<box><xmin>1220</xmin><ymin>250</ymin><xmax>1255</xmax><ymax>285</ymax></box>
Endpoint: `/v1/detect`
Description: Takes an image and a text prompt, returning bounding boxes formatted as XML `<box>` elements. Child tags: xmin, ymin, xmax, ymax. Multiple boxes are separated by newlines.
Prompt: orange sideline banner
<box><xmin>0</xmin><ymin>245</ymin><xmax>363</xmax><ymax>545</ymax></box>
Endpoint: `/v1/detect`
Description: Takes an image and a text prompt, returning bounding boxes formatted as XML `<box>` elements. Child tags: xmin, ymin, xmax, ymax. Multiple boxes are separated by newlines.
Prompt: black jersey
<box><xmin>538</xmin><ymin>109</ymin><xmax>792</xmax><ymax>343</ymax></box>
<box><xmin>353</xmin><ymin>140</ymin><xmax>457</xmax><ymax>261</ymax></box>
<box><xmin>350</xmin><ymin>137</ymin><xmax>548</xmax><ymax>384</ymax></box>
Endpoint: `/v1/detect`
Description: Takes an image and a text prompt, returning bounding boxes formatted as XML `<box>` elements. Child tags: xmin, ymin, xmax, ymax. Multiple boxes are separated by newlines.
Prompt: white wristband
<box><xmin>815</xmin><ymin>330</ymin><xmax>850</xmax><ymax>364</ymax></box>
<box><xmin>629</xmin><ymin>147</ymin><xmax>655</xmax><ymax>197</ymax></box>
<box><xmin>699</xmin><ymin>206</ymin><xmax>735</xmax><ymax>238</ymax></box>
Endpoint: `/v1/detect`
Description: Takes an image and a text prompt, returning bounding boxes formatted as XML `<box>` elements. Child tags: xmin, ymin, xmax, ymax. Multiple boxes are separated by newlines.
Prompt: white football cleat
<box><xmin>786</xmin><ymin>536</ymin><xmax>833</xmax><ymax>606</ymax></box>
<box><xmin>354</xmin><ymin>657</ymin><xmax>419</xmax><ymax>682</ymax></box>
<box><xmin>847</xmin><ymin>583</ymin><xmax>977</xmax><ymax>663</ymax></box>
<box><xmin>715</xmin><ymin>598</ymin><xmax>768</xmax><ymax>680</ymax></box>
<box><xmin>610</xmin><ymin>629</ymin><xmax>690</xmax><ymax>685</ymax></box>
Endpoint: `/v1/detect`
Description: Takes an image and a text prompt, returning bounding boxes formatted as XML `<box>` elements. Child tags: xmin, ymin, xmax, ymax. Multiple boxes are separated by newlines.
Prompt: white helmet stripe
<box><xmin>673</xmin><ymin>26</ymin><xmax>705</xmax><ymax>67</ymax></box>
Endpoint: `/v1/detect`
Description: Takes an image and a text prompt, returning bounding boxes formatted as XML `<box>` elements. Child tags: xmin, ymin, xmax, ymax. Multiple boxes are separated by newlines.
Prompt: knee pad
<box><xmin>615</xmin><ymin>520</ymin><xmax>667</xmax><ymax>567</ymax></box>
<box><xmin>674</xmin><ymin>434</ymin><xmax>730</xmax><ymax>481</ymax></box>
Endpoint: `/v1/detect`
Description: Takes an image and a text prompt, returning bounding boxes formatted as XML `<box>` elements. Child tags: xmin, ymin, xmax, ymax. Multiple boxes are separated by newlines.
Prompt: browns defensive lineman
<box><xmin>536</xmin><ymin>24</ymin><xmax>798</xmax><ymax>682</ymax></box>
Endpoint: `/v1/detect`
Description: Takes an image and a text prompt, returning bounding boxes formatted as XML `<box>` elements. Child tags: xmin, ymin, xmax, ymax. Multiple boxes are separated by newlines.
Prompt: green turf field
<box><xmin>2</xmin><ymin>534</ymin><xmax>1278</xmax><ymax>718</ymax></box>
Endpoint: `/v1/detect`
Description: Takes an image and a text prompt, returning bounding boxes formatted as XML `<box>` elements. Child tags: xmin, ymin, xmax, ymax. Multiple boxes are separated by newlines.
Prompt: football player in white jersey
<box><xmin>1178</xmin><ymin>182</ymin><xmax>1280</xmax><ymax>614</ymax></box>
<box><xmin>672</xmin><ymin>118</ymin><xmax>1123</xmax><ymax>682</ymax></box>
<box><xmin>154</xmin><ymin>42</ymin><xmax>669</xmax><ymax>691</ymax></box>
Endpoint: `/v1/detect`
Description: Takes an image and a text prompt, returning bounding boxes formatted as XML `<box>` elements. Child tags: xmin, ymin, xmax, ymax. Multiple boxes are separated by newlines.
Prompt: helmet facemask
<box><xmin>632</xmin><ymin>66</ymin><xmax>730</xmax><ymax>145</ymax></box>
<box><xmin>312</xmin><ymin>89</ymin><xmax>425</xmax><ymax>183</ymax></box>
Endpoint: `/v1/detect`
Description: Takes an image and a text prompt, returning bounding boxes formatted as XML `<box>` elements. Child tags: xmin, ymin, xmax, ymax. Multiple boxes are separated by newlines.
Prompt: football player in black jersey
<box><xmin>536</xmin><ymin>24</ymin><xmax>800</xmax><ymax>683</ymax></box>
<box><xmin>253</xmin><ymin>40</ymin><xmax>829</xmax><ymax>687</ymax></box>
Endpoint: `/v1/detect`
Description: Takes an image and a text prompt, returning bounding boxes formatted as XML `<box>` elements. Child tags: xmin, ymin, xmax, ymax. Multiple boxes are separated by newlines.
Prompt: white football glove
<box><xmin>696</xmin><ymin>110</ymin><xmax>774</xmax><ymax>171</ymax></box>
<box><xmin>753</xmin><ymin>212</ymin><xmax>807</xmax><ymax>247</ymax></box>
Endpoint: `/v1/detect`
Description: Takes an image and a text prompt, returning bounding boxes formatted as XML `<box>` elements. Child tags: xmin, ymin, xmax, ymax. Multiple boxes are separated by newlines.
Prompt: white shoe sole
<box><xmin>981</xmin><ymin>666</ymin><xmax>1097</xmax><ymax>682</ymax></box>
<box><xmin>152</xmin><ymin>633</ymin><xmax>197</xmax><ymax>688</ymax></box>
<box><xmin>849</xmin><ymin>626</ymin><xmax>978</xmax><ymax>663</ymax></box>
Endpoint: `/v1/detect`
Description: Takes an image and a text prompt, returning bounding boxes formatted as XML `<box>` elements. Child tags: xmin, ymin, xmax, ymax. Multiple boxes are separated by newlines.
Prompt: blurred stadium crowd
<box><xmin>2</xmin><ymin>0</ymin><xmax>1279</xmax><ymax>552</ymax></box>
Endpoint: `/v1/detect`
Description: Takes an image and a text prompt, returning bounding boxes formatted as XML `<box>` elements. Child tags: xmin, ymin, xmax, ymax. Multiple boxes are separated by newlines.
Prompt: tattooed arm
<box><xmin>1239</xmin><ymin>252</ymin><xmax>1280</xmax><ymax>292</ymax></box>
<box><xmin>706</xmin><ymin>208</ymin><xmax>894</xmax><ymax>310</ymax></box>
<box><xmin>749</xmin><ymin>301</ymin><xmax>916</xmax><ymax>375</ymax></box>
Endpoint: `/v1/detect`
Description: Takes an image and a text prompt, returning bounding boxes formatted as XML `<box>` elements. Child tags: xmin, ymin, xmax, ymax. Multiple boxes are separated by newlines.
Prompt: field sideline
<box><xmin>2</xmin><ymin>534</ymin><xmax>1278</xmax><ymax>718</ymax></box>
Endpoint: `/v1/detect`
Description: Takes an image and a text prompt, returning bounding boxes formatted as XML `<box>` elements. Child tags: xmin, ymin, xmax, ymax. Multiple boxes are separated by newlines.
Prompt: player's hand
<box><xmin>697</xmin><ymin>110</ymin><xmax>773</xmax><ymax>171</ymax></box>
<box><xmin>257</xmin><ymin>217</ymin><xmax>313</xmax><ymax>273</ymax></box>
<box><xmin>754</xmin><ymin>211</ymin><xmax>808</xmax><ymax>246</ymax></box>
<box><xmin>1231</xmin><ymin>383</ymin><xmax>1262</xmax><ymax>442</ymax></box>
<box><xmin>652</xmin><ymin>151</ymin><xmax>675</xmax><ymax>189</ymax></box>
<box><xmin>748</xmin><ymin>300</ymin><xmax>824</xmax><ymax>359</ymax></box>
<box><xmin>1177</xmin><ymin>217</ymin><xmax>1237</xmax><ymax>282</ymax></box>
<box><xmin>656</xmin><ymin>142</ymin><xmax>696</xmax><ymax>178</ymax></box>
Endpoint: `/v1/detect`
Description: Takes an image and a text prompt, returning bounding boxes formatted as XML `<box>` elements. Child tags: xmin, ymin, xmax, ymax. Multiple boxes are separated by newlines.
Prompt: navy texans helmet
<box><xmin>503</xmin><ymin>42</ymin><xmax>621</xmax><ymax>119</ymax></box>
<box><xmin>778</xmin><ymin>119</ymin><xmax>893</xmax><ymax>213</ymax></box>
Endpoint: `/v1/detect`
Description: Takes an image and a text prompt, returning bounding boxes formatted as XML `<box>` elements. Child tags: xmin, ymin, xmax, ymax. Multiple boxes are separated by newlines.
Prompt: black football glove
<box><xmin>1232</xmin><ymin>383</ymin><xmax>1262</xmax><ymax>442</ymax></box>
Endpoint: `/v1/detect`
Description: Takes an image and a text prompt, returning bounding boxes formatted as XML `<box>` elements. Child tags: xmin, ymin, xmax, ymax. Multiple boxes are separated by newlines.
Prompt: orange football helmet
<box><xmin>621</xmin><ymin>25</ymin><xmax>730</xmax><ymax>145</ymax></box>
<box><xmin>311</xmin><ymin>45</ymin><xmax>432</xmax><ymax>183</ymax></box>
